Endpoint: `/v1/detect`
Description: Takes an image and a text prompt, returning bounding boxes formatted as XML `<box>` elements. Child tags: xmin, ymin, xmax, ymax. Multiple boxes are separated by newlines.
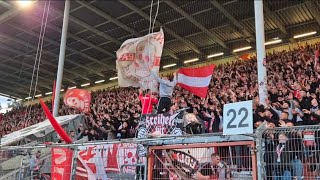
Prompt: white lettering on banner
<box><xmin>223</xmin><ymin>100</ymin><xmax>253</xmax><ymax>135</ymax></box>
<box><xmin>145</xmin><ymin>114</ymin><xmax>174</xmax><ymax>128</ymax></box>
<box><xmin>175</xmin><ymin>152</ymin><xmax>198</xmax><ymax>169</ymax></box>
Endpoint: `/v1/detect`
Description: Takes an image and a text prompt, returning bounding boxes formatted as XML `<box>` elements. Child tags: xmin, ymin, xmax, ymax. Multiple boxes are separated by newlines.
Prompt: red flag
<box><xmin>39</xmin><ymin>98</ymin><xmax>72</xmax><ymax>143</ymax></box>
<box><xmin>239</xmin><ymin>54</ymin><xmax>250</xmax><ymax>60</ymax></box>
<box><xmin>52</xmin><ymin>80</ymin><xmax>56</xmax><ymax>113</ymax></box>
<box><xmin>177</xmin><ymin>65</ymin><xmax>215</xmax><ymax>98</ymax></box>
<box><xmin>51</xmin><ymin>148</ymin><xmax>73</xmax><ymax>180</ymax></box>
<box><xmin>63</xmin><ymin>89</ymin><xmax>91</xmax><ymax>113</ymax></box>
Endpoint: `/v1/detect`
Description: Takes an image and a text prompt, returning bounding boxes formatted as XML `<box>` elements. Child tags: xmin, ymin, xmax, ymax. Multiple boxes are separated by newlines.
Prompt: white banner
<box><xmin>116</xmin><ymin>29</ymin><xmax>164</xmax><ymax>92</ymax></box>
<box><xmin>76</xmin><ymin>143</ymin><xmax>141</xmax><ymax>180</ymax></box>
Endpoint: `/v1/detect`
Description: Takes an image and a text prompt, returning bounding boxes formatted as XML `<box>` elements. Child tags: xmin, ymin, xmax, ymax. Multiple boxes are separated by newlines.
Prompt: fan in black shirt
<box><xmin>196</xmin><ymin>153</ymin><xmax>231</xmax><ymax>180</ymax></box>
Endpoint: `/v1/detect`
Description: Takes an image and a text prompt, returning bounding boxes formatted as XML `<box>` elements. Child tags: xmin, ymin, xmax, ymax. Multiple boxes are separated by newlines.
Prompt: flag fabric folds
<box><xmin>116</xmin><ymin>29</ymin><xmax>164</xmax><ymax>92</ymax></box>
<box><xmin>63</xmin><ymin>89</ymin><xmax>91</xmax><ymax>113</ymax></box>
<box><xmin>177</xmin><ymin>65</ymin><xmax>215</xmax><ymax>98</ymax></box>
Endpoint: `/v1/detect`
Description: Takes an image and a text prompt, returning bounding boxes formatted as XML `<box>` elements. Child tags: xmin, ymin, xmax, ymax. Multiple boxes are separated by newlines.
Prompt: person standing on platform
<box><xmin>150</xmin><ymin>70</ymin><xmax>177</xmax><ymax>113</ymax></box>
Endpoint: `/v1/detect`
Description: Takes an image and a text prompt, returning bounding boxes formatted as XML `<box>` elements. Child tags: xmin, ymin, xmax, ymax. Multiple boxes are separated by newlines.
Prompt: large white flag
<box><xmin>116</xmin><ymin>29</ymin><xmax>164</xmax><ymax>92</ymax></box>
<box><xmin>76</xmin><ymin>145</ymin><xmax>108</xmax><ymax>180</ymax></box>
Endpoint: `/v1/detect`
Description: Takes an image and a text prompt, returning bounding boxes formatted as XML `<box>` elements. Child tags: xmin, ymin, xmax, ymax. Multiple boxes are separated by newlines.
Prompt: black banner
<box><xmin>137</xmin><ymin>112</ymin><xmax>184</xmax><ymax>139</ymax></box>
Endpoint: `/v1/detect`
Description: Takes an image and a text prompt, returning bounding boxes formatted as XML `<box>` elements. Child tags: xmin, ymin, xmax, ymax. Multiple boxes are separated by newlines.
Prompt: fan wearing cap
<box><xmin>139</xmin><ymin>88</ymin><xmax>158</xmax><ymax>114</ymax></box>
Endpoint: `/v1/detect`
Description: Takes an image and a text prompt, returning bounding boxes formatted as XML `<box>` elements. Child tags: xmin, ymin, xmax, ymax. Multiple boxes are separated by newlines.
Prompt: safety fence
<box><xmin>1</xmin><ymin>125</ymin><xmax>320</xmax><ymax>180</ymax></box>
<box><xmin>148</xmin><ymin>141</ymin><xmax>256</xmax><ymax>180</ymax></box>
<box><xmin>256</xmin><ymin>124</ymin><xmax>320</xmax><ymax>180</ymax></box>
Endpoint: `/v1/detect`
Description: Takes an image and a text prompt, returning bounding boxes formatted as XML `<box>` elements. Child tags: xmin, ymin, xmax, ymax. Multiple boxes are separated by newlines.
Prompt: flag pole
<box><xmin>53</xmin><ymin>0</ymin><xmax>70</xmax><ymax>117</ymax></box>
<box><xmin>254</xmin><ymin>1</ymin><xmax>267</xmax><ymax>180</ymax></box>
<box><xmin>254</xmin><ymin>0</ymin><xmax>267</xmax><ymax>105</ymax></box>
<box><xmin>52</xmin><ymin>80</ymin><xmax>56</xmax><ymax>113</ymax></box>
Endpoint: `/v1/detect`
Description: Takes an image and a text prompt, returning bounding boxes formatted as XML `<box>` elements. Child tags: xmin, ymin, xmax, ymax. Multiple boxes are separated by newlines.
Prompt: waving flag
<box><xmin>177</xmin><ymin>65</ymin><xmax>215</xmax><ymax>98</ymax></box>
<box><xmin>63</xmin><ymin>89</ymin><xmax>91</xmax><ymax>113</ymax></box>
<box><xmin>116</xmin><ymin>29</ymin><xmax>164</xmax><ymax>92</ymax></box>
<box><xmin>76</xmin><ymin>145</ymin><xmax>107</xmax><ymax>180</ymax></box>
<box><xmin>39</xmin><ymin>99</ymin><xmax>72</xmax><ymax>144</ymax></box>
<box><xmin>51</xmin><ymin>148</ymin><xmax>73</xmax><ymax>180</ymax></box>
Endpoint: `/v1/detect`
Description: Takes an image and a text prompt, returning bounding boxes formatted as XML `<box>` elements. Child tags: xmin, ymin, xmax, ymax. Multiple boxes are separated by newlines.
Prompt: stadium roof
<box><xmin>0</xmin><ymin>0</ymin><xmax>319</xmax><ymax>99</ymax></box>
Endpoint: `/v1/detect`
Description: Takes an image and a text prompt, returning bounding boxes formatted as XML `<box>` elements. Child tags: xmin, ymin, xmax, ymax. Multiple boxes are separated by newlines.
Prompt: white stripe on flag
<box><xmin>76</xmin><ymin>167</ymin><xmax>87</xmax><ymax>172</ymax></box>
<box><xmin>76</xmin><ymin>172</ymin><xmax>88</xmax><ymax>177</ymax></box>
<box><xmin>177</xmin><ymin>73</ymin><xmax>212</xmax><ymax>87</ymax></box>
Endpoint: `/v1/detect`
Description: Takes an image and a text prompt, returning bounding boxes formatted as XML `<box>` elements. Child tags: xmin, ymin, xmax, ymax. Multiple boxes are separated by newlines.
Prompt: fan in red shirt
<box><xmin>139</xmin><ymin>88</ymin><xmax>158</xmax><ymax>114</ymax></box>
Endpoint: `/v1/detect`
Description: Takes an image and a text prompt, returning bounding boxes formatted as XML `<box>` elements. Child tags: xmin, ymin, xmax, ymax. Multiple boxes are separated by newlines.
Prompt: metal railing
<box><xmin>256</xmin><ymin>124</ymin><xmax>320</xmax><ymax>180</ymax></box>
<box><xmin>1</xmin><ymin>126</ymin><xmax>319</xmax><ymax>180</ymax></box>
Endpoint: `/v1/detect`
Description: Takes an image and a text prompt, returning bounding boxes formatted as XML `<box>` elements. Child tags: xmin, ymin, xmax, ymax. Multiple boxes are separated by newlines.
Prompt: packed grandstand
<box><xmin>1</xmin><ymin>42</ymin><xmax>320</xmax><ymax>140</ymax></box>
<box><xmin>1</xmin><ymin>0</ymin><xmax>320</xmax><ymax>180</ymax></box>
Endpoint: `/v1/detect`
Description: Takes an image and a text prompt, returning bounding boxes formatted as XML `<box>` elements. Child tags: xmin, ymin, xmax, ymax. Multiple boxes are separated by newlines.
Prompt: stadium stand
<box><xmin>1</xmin><ymin>42</ymin><xmax>319</xmax><ymax>141</ymax></box>
<box><xmin>1</xmin><ymin>0</ymin><xmax>320</xmax><ymax>179</ymax></box>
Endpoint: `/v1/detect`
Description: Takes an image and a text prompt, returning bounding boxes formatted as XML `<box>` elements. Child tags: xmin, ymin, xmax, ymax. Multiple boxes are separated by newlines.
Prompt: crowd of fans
<box><xmin>0</xmin><ymin>42</ymin><xmax>319</xmax><ymax>141</ymax></box>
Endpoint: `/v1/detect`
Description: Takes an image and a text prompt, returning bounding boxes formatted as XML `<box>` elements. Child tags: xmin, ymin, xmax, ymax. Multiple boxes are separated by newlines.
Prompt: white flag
<box><xmin>116</xmin><ymin>29</ymin><xmax>164</xmax><ymax>92</ymax></box>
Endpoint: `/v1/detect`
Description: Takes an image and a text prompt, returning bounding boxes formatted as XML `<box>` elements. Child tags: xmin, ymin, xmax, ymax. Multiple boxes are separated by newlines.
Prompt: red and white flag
<box><xmin>76</xmin><ymin>145</ymin><xmax>108</xmax><ymax>180</ymax></box>
<box><xmin>116</xmin><ymin>29</ymin><xmax>164</xmax><ymax>92</ymax></box>
<box><xmin>63</xmin><ymin>89</ymin><xmax>91</xmax><ymax>113</ymax></box>
<box><xmin>177</xmin><ymin>65</ymin><xmax>215</xmax><ymax>98</ymax></box>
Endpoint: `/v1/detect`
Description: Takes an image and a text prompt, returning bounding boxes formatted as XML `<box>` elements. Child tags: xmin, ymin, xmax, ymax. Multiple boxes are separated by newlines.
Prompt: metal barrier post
<box><xmin>147</xmin><ymin>147</ymin><xmax>155</xmax><ymax>180</ymax></box>
<box><xmin>255</xmin><ymin>123</ymin><xmax>266</xmax><ymax>180</ymax></box>
<box><xmin>70</xmin><ymin>146</ymin><xmax>78</xmax><ymax>180</ymax></box>
<box><xmin>143</xmin><ymin>154</ymin><xmax>147</xmax><ymax>180</ymax></box>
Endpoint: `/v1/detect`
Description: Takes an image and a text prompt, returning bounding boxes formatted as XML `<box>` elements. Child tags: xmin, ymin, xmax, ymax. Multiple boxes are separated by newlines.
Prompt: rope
<box><xmin>146</xmin><ymin>0</ymin><xmax>160</xmax><ymax>114</ymax></box>
<box><xmin>25</xmin><ymin>1</ymin><xmax>51</xmax><ymax>119</ymax></box>
<box><xmin>148</xmin><ymin>0</ymin><xmax>154</xmax><ymax>34</ymax></box>
<box><xmin>31</xmin><ymin>1</ymin><xmax>51</xmax><ymax>101</ymax></box>
<box><xmin>24</xmin><ymin>1</ymin><xmax>48</xmax><ymax>120</ymax></box>
<box><xmin>151</xmin><ymin>0</ymin><xmax>160</xmax><ymax>34</ymax></box>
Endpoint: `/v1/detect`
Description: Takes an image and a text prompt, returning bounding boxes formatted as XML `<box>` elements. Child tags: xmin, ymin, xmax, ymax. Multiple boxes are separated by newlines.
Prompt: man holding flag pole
<box><xmin>150</xmin><ymin>70</ymin><xmax>177</xmax><ymax>113</ymax></box>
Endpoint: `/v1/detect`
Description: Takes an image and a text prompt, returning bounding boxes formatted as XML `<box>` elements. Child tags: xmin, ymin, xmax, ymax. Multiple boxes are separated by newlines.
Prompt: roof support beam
<box><xmin>0</xmin><ymin>2</ymin><xmax>99</xmax><ymax>80</ymax></box>
<box><xmin>0</xmin><ymin>69</ymin><xmax>50</xmax><ymax>91</ymax></box>
<box><xmin>47</xmin><ymin>23</ymin><xmax>117</xmax><ymax>58</ymax></box>
<box><xmin>77</xmin><ymin>1</ymin><xmax>179</xmax><ymax>60</ymax></box>
<box><xmin>0</xmin><ymin>36</ymin><xmax>87</xmax><ymax>82</ymax></box>
<box><xmin>119</xmin><ymin>0</ymin><xmax>201</xmax><ymax>54</ymax></box>
<box><xmin>9</xmin><ymin>24</ymin><xmax>115</xmax><ymax>71</ymax></box>
<box><xmin>165</xmin><ymin>1</ymin><xmax>229</xmax><ymax>50</ymax></box>
<box><xmin>0</xmin><ymin>54</ymin><xmax>52</xmax><ymax>84</ymax></box>
<box><xmin>0</xmin><ymin>87</ymin><xmax>26</xmax><ymax>98</ymax></box>
<box><xmin>0</xmin><ymin>33</ymin><xmax>104</xmax><ymax>77</ymax></box>
<box><xmin>209</xmin><ymin>0</ymin><xmax>254</xmax><ymax>43</ymax></box>
<box><xmin>263</xmin><ymin>2</ymin><xmax>295</xmax><ymax>42</ymax></box>
<box><xmin>0</xmin><ymin>9</ymin><xmax>19</xmax><ymax>24</ymax></box>
<box><xmin>51</xmin><ymin>8</ymin><xmax>122</xmax><ymax>46</ymax></box>
<box><xmin>0</xmin><ymin>40</ymin><xmax>78</xmax><ymax>83</ymax></box>
<box><xmin>305</xmin><ymin>1</ymin><xmax>320</xmax><ymax>28</ymax></box>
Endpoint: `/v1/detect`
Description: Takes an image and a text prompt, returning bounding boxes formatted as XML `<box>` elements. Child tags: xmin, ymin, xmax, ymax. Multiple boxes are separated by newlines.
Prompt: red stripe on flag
<box><xmin>177</xmin><ymin>83</ymin><xmax>209</xmax><ymax>98</ymax></box>
<box><xmin>178</xmin><ymin>64</ymin><xmax>215</xmax><ymax>77</ymax></box>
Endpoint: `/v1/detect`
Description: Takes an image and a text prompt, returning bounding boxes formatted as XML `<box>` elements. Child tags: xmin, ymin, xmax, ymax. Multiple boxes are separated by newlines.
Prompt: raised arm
<box><xmin>150</xmin><ymin>69</ymin><xmax>164</xmax><ymax>83</ymax></box>
<box><xmin>172</xmin><ymin>72</ymin><xmax>177</xmax><ymax>85</ymax></box>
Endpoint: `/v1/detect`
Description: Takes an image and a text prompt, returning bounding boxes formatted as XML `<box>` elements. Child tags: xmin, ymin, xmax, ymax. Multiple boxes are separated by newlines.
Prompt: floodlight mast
<box><xmin>53</xmin><ymin>0</ymin><xmax>70</xmax><ymax>117</ymax></box>
<box><xmin>254</xmin><ymin>0</ymin><xmax>267</xmax><ymax>106</ymax></box>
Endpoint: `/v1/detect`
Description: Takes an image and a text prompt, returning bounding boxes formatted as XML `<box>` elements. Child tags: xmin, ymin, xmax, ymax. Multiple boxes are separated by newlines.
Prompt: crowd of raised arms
<box><xmin>0</xmin><ymin>42</ymin><xmax>320</xmax><ymax>142</ymax></box>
